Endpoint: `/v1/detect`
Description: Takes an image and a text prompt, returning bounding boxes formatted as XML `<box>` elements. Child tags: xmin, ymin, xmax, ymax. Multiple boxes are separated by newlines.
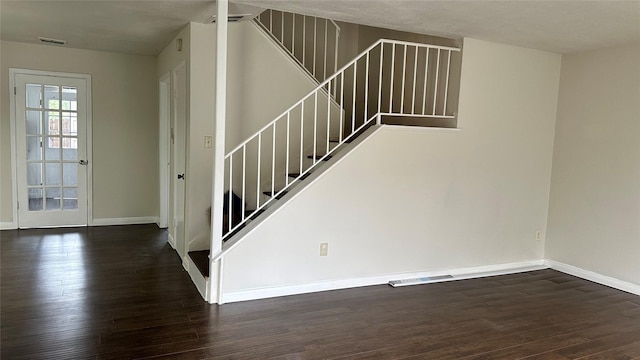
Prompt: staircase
<box><xmin>188</xmin><ymin>10</ymin><xmax>461</xmax><ymax>296</ymax></box>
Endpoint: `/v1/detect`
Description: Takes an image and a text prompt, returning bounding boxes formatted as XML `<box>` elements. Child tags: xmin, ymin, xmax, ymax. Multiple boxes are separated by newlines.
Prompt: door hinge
<box><xmin>14</xmin><ymin>87</ymin><xmax>17</xmax><ymax>95</ymax></box>
<box><xmin>17</xmin><ymin>201</ymin><xmax>19</xmax><ymax>209</ymax></box>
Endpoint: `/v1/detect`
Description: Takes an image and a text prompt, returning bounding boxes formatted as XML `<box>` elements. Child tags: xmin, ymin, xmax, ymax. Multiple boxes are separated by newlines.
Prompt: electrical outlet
<box><xmin>536</xmin><ymin>231</ymin><xmax>542</xmax><ymax>241</ymax></box>
<box><xmin>320</xmin><ymin>243</ymin><xmax>328</xmax><ymax>256</ymax></box>
<box><xmin>204</xmin><ymin>136</ymin><xmax>213</xmax><ymax>148</ymax></box>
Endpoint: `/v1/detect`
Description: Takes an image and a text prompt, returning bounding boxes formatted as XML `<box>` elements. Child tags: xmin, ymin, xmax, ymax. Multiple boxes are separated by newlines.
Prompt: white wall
<box><xmin>220</xmin><ymin>38</ymin><xmax>561</xmax><ymax>297</ymax></box>
<box><xmin>228</xmin><ymin>22</ymin><xmax>325</xmax><ymax>147</ymax></box>
<box><xmin>546</xmin><ymin>43</ymin><xmax>640</xmax><ymax>285</ymax></box>
<box><xmin>1</xmin><ymin>41</ymin><xmax>158</xmax><ymax>226</ymax></box>
<box><xmin>186</xmin><ymin>23</ymin><xmax>217</xmax><ymax>251</ymax></box>
<box><xmin>157</xmin><ymin>22</ymin><xmax>217</xmax><ymax>252</ymax></box>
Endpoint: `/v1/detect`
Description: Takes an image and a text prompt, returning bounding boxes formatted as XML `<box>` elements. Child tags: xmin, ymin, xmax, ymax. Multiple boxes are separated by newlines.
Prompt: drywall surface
<box><xmin>186</xmin><ymin>22</ymin><xmax>216</xmax><ymax>251</ymax></box>
<box><xmin>226</xmin><ymin>21</ymin><xmax>326</xmax><ymax>149</ymax></box>
<box><xmin>1</xmin><ymin>41</ymin><xmax>158</xmax><ymax>225</ymax></box>
<box><xmin>221</xmin><ymin>38</ymin><xmax>561</xmax><ymax>295</ymax></box>
<box><xmin>546</xmin><ymin>43</ymin><xmax>640</xmax><ymax>285</ymax></box>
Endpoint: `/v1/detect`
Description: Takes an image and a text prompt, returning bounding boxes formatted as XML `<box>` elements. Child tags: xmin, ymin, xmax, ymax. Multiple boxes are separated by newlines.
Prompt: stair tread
<box><xmin>263</xmin><ymin>190</ymin><xmax>288</xmax><ymax>197</ymax></box>
<box><xmin>288</xmin><ymin>172</ymin><xmax>311</xmax><ymax>180</ymax></box>
<box><xmin>244</xmin><ymin>209</ymin><xmax>260</xmax><ymax>218</ymax></box>
<box><xmin>188</xmin><ymin>250</ymin><xmax>210</xmax><ymax>278</ymax></box>
<box><xmin>307</xmin><ymin>154</ymin><xmax>332</xmax><ymax>161</ymax></box>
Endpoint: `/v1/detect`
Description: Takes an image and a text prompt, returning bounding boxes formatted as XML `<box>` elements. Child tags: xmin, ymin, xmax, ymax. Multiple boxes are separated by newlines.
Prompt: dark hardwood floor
<box><xmin>2</xmin><ymin>225</ymin><xmax>640</xmax><ymax>359</ymax></box>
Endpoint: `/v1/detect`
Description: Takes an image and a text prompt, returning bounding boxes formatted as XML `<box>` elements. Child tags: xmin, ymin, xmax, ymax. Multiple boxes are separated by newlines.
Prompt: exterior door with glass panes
<box><xmin>14</xmin><ymin>73</ymin><xmax>89</xmax><ymax>228</ymax></box>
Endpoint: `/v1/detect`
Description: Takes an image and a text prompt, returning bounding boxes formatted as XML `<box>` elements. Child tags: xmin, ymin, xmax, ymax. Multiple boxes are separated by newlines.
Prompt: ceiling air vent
<box><xmin>204</xmin><ymin>14</ymin><xmax>251</xmax><ymax>24</ymax></box>
<box><xmin>37</xmin><ymin>37</ymin><xmax>67</xmax><ymax>45</ymax></box>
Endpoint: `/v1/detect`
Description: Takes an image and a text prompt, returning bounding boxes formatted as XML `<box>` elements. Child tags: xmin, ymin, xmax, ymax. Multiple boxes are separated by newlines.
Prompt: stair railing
<box><xmin>223</xmin><ymin>39</ymin><xmax>461</xmax><ymax>239</ymax></box>
<box><xmin>255</xmin><ymin>9</ymin><xmax>340</xmax><ymax>83</ymax></box>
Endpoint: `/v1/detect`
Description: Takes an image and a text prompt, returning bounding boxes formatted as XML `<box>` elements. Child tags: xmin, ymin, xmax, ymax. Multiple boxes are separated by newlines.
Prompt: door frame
<box><xmin>158</xmin><ymin>72</ymin><xmax>171</xmax><ymax>229</ymax></box>
<box><xmin>9</xmin><ymin>68</ymin><xmax>93</xmax><ymax>228</ymax></box>
<box><xmin>172</xmin><ymin>61</ymin><xmax>188</xmax><ymax>260</ymax></box>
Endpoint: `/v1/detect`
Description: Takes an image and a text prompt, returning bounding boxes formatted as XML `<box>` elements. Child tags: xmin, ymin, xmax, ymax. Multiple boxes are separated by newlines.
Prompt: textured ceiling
<box><xmin>1</xmin><ymin>0</ymin><xmax>639</xmax><ymax>56</ymax></box>
<box><xmin>0</xmin><ymin>1</ymin><xmax>263</xmax><ymax>56</ymax></box>
<box><xmin>235</xmin><ymin>0</ymin><xmax>640</xmax><ymax>54</ymax></box>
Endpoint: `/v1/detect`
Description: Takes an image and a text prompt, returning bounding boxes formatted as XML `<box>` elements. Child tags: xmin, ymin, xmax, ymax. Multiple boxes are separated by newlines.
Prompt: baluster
<box><xmin>286</xmin><ymin>113</ymin><xmax>290</xmax><ymax>186</ymax></box>
<box><xmin>313</xmin><ymin>17</ymin><xmax>317</xmax><ymax>78</ymax></box>
<box><xmin>228</xmin><ymin>155</ymin><xmax>233</xmax><ymax>232</ymax></box>
<box><xmin>389</xmin><ymin>44</ymin><xmax>396</xmax><ymax>113</ymax></box>
<box><xmin>352</xmin><ymin>61</ymin><xmax>357</xmax><ymax>132</ymax></box>
<box><xmin>432</xmin><ymin>49</ymin><xmax>440</xmax><ymax>116</ymax></box>
<box><xmin>339</xmin><ymin>71</ymin><xmax>344</xmax><ymax>142</ymax></box>
<box><xmin>324</xmin><ymin>19</ymin><xmax>328</xmax><ymax>80</ymax></box>
<box><xmin>302</xmin><ymin>15</ymin><xmax>306</xmax><ymax>67</ymax></box>
<box><xmin>256</xmin><ymin>133</ymin><xmax>261</xmax><ymax>208</ymax></box>
<box><xmin>326</xmin><ymin>80</ymin><xmax>331</xmax><ymax>154</ymax></box>
<box><xmin>313</xmin><ymin>92</ymin><xmax>318</xmax><ymax>164</ymax></box>
<box><xmin>271</xmin><ymin>122</ymin><xmax>276</xmax><ymax>197</ymax></box>
<box><xmin>281</xmin><ymin>11</ymin><xmax>284</xmax><ymax>43</ymax></box>
<box><xmin>364</xmin><ymin>52</ymin><xmax>370</xmax><ymax>122</ymax></box>
<box><xmin>401</xmin><ymin>44</ymin><xmax>407</xmax><ymax>113</ymax></box>
<box><xmin>300</xmin><ymin>102</ymin><xmax>304</xmax><ymax>175</ymax></box>
<box><xmin>411</xmin><ymin>46</ymin><xmax>418</xmax><ymax>114</ymax></box>
<box><xmin>443</xmin><ymin>50</ymin><xmax>451</xmax><ymax>116</ymax></box>
<box><xmin>377</xmin><ymin>43</ymin><xmax>384</xmax><ymax>116</ymax></box>
<box><xmin>241</xmin><ymin>145</ymin><xmax>246</xmax><ymax>221</ymax></box>
<box><xmin>422</xmin><ymin>48</ymin><xmax>430</xmax><ymax>115</ymax></box>
<box><xmin>334</xmin><ymin>25</ymin><xmax>339</xmax><ymax>82</ymax></box>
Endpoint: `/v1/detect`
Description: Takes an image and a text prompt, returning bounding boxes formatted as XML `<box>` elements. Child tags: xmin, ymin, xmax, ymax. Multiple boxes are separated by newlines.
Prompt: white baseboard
<box><xmin>167</xmin><ymin>233</ymin><xmax>176</xmax><ymax>248</ymax></box>
<box><xmin>221</xmin><ymin>260</ymin><xmax>547</xmax><ymax>304</ymax></box>
<box><xmin>546</xmin><ymin>259</ymin><xmax>640</xmax><ymax>296</ymax></box>
<box><xmin>0</xmin><ymin>222</ymin><xmax>17</xmax><ymax>230</ymax></box>
<box><xmin>91</xmin><ymin>216</ymin><xmax>159</xmax><ymax>226</ymax></box>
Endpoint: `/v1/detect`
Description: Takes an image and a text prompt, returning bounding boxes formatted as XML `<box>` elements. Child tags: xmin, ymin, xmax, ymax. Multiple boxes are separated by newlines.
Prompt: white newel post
<box><xmin>209</xmin><ymin>0</ymin><xmax>228</xmax><ymax>304</ymax></box>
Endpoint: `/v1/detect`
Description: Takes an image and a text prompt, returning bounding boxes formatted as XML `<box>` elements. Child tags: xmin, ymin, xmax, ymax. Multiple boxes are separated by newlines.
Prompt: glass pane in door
<box><xmin>44</xmin><ymin>85</ymin><xmax>59</xmax><ymax>110</ymax></box>
<box><xmin>45</xmin><ymin>187</ymin><xmax>61</xmax><ymax>210</ymax></box>
<box><xmin>26</xmin><ymin>137</ymin><xmax>42</xmax><ymax>161</ymax></box>
<box><xmin>62</xmin><ymin>188</ymin><xmax>78</xmax><ymax>210</ymax></box>
<box><xmin>28</xmin><ymin>188</ymin><xmax>43</xmax><ymax>211</ymax></box>
<box><xmin>62</xmin><ymin>163</ymin><xmax>77</xmax><ymax>186</ymax></box>
<box><xmin>27</xmin><ymin>163</ymin><xmax>42</xmax><ymax>186</ymax></box>
<box><xmin>26</xmin><ymin>84</ymin><xmax>42</xmax><ymax>108</ymax></box>
<box><xmin>26</xmin><ymin>111</ymin><xmax>42</xmax><ymax>134</ymax></box>
<box><xmin>45</xmin><ymin>163</ymin><xmax>60</xmax><ymax>186</ymax></box>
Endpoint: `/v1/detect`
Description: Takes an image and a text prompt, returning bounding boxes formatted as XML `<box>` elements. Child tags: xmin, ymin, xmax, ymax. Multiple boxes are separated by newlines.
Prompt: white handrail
<box><xmin>226</xmin><ymin>39</ymin><xmax>458</xmax><ymax>157</ymax></box>
<box><xmin>223</xmin><ymin>38</ymin><xmax>461</xmax><ymax>239</ymax></box>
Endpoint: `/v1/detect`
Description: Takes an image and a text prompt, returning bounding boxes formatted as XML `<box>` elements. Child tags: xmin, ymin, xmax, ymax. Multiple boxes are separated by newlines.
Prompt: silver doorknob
<box><xmin>79</xmin><ymin>160</ymin><xmax>89</xmax><ymax>165</ymax></box>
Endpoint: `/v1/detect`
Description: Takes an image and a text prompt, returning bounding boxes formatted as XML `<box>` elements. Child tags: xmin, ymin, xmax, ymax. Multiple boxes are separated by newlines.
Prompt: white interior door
<box><xmin>173</xmin><ymin>63</ymin><xmax>187</xmax><ymax>258</ymax></box>
<box><xmin>13</xmin><ymin>72</ymin><xmax>90</xmax><ymax>228</ymax></box>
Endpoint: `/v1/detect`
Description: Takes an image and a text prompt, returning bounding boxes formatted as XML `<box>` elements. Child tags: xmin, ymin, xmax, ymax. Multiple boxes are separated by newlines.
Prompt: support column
<box><xmin>209</xmin><ymin>0</ymin><xmax>228</xmax><ymax>304</ymax></box>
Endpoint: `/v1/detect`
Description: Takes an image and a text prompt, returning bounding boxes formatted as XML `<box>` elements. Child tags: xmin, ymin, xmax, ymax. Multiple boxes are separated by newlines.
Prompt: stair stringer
<box><xmin>214</xmin><ymin>124</ymin><xmax>383</xmax><ymax>260</ymax></box>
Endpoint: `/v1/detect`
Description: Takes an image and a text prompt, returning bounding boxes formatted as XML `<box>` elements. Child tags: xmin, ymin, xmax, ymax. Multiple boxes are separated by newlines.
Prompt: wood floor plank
<box><xmin>2</xmin><ymin>225</ymin><xmax>640</xmax><ymax>359</ymax></box>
